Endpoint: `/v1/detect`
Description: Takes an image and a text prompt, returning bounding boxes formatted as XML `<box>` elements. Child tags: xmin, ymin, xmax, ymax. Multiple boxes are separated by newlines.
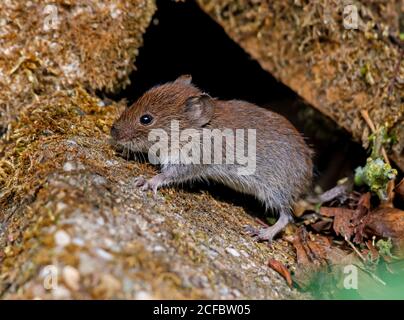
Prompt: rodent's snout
<box><xmin>110</xmin><ymin>121</ymin><xmax>133</xmax><ymax>142</ymax></box>
<box><xmin>110</xmin><ymin>124</ymin><xmax>119</xmax><ymax>140</ymax></box>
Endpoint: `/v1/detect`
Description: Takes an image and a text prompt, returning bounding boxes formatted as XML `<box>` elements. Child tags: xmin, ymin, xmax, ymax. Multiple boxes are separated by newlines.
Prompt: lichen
<box><xmin>354</xmin><ymin>158</ymin><xmax>397</xmax><ymax>199</ymax></box>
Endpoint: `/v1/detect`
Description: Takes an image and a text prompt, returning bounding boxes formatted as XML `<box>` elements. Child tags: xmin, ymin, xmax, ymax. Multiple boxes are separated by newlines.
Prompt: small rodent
<box><xmin>111</xmin><ymin>75</ymin><xmax>313</xmax><ymax>241</ymax></box>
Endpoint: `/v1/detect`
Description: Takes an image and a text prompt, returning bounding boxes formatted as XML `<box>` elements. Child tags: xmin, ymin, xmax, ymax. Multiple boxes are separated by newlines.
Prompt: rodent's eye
<box><xmin>139</xmin><ymin>114</ymin><xmax>153</xmax><ymax>125</ymax></box>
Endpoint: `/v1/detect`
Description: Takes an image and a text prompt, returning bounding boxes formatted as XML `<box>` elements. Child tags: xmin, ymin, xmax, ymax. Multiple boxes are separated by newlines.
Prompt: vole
<box><xmin>110</xmin><ymin>75</ymin><xmax>313</xmax><ymax>242</ymax></box>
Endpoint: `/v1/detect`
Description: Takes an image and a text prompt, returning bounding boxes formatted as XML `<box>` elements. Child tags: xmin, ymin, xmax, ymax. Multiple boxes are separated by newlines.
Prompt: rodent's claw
<box><xmin>134</xmin><ymin>175</ymin><xmax>161</xmax><ymax>197</ymax></box>
<box><xmin>244</xmin><ymin>225</ymin><xmax>276</xmax><ymax>243</ymax></box>
<box><xmin>244</xmin><ymin>225</ymin><xmax>261</xmax><ymax>242</ymax></box>
<box><xmin>134</xmin><ymin>176</ymin><xmax>147</xmax><ymax>188</ymax></box>
<box><xmin>140</xmin><ymin>183</ymin><xmax>151</xmax><ymax>192</ymax></box>
<box><xmin>134</xmin><ymin>176</ymin><xmax>153</xmax><ymax>192</ymax></box>
<box><xmin>257</xmin><ymin>227</ymin><xmax>276</xmax><ymax>243</ymax></box>
<box><xmin>244</xmin><ymin>225</ymin><xmax>259</xmax><ymax>236</ymax></box>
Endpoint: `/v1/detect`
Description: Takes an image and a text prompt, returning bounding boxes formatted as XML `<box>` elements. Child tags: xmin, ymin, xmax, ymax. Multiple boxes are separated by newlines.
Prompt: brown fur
<box><xmin>111</xmin><ymin>75</ymin><xmax>313</xmax><ymax>241</ymax></box>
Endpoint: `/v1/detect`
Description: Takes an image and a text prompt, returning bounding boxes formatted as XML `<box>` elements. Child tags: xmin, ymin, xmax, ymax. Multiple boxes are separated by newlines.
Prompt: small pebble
<box><xmin>72</xmin><ymin>237</ymin><xmax>85</xmax><ymax>246</ymax></box>
<box><xmin>94</xmin><ymin>248</ymin><xmax>113</xmax><ymax>261</ymax></box>
<box><xmin>62</xmin><ymin>266</ymin><xmax>80</xmax><ymax>291</ymax></box>
<box><xmin>63</xmin><ymin>162</ymin><xmax>75</xmax><ymax>172</ymax></box>
<box><xmin>79</xmin><ymin>253</ymin><xmax>97</xmax><ymax>275</ymax></box>
<box><xmin>65</xmin><ymin>140</ymin><xmax>78</xmax><ymax>146</ymax></box>
<box><xmin>103</xmin><ymin>238</ymin><xmax>114</xmax><ymax>248</ymax></box>
<box><xmin>153</xmin><ymin>245</ymin><xmax>165</xmax><ymax>252</ymax></box>
<box><xmin>92</xmin><ymin>175</ymin><xmax>107</xmax><ymax>185</ymax></box>
<box><xmin>99</xmin><ymin>274</ymin><xmax>121</xmax><ymax>295</ymax></box>
<box><xmin>219</xmin><ymin>286</ymin><xmax>230</xmax><ymax>296</ymax></box>
<box><xmin>240</xmin><ymin>250</ymin><xmax>249</xmax><ymax>258</ymax></box>
<box><xmin>225</xmin><ymin>247</ymin><xmax>240</xmax><ymax>257</ymax></box>
<box><xmin>96</xmin><ymin>217</ymin><xmax>105</xmax><ymax>226</ymax></box>
<box><xmin>135</xmin><ymin>291</ymin><xmax>152</xmax><ymax>300</ymax></box>
<box><xmin>52</xmin><ymin>285</ymin><xmax>71</xmax><ymax>299</ymax></box>
<box><xmin>232</xmin><ymin>289</ymin><xmax>241</xmax><ymax>297</ymax></box>
<box><xmin>54</xmin><ymin>230</ymin><xmax>71</xmax><ymax>247</ymax></box>
<box><xmin>56</xmin><ymin>202</ymin><xmax>68</xmax><ymax>213</ymax></box>
<box><xmin>105</xmin><ymin>160</ymin><xmax>118</xmax><ymax>166</ymax></box>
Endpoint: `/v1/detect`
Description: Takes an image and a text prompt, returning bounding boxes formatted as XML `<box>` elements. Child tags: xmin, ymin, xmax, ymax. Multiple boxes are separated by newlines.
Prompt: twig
<box><xmin>345</xmin><ymin>236</ymin><xmax>366</xmax><ymax>262</ymax></box>
<box><xmin>360</xmin><ymin>109</ymin><xmax>389</xmax><ymax>165</ymax></box>
<box><xmin>355</xmin><ymin>264</ymin><xmax>387</xmax><ymax>286</ymax></box>
<box><xmin>8</xmin><ymin>56</ymin><xmax>27</xmax><ymax>76</ymax></box>
<box><xmin>315</xmin><ymin>183</ymin><xmax>349</xmax><ymax>203</ymax></box>
<box><xmin>254</xmin><ymin>217</ymin><xmax>270</xmax><ymax>228</ymax></box>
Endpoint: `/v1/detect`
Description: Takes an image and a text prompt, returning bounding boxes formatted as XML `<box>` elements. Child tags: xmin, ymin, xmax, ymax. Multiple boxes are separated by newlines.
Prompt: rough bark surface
<box><xmin>196</xmin><ymin>0</ymin><xmax>404</xmax><ymax>170</ymax></box>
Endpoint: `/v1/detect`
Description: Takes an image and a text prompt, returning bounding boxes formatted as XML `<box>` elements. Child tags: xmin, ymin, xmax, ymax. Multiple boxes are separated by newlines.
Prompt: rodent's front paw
<box><xmin>134</xmin><ymin>176</ymin><xmax>153</xmax><ymax>193</ymax></box>
<box><xmin>134</xmin><ymin>176</ymin><xmax>148</xmax><ymax>189</ymax></box>
<box><xmin>134</xmin><ymin>175</ymin><xmax>160</xmax><ymax>196</ymax></box>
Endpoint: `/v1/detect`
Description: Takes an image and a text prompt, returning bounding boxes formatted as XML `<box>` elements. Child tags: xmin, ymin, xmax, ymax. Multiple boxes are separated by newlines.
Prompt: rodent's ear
<box><xmin>184</xmin><ymin>93</ymin><xmax>213</xmax><ymax>126</ymax></box>
<box><xmin>174</xmin><ymin>74</ymin><xmax>192</xmax><ymax>85</ymax></box>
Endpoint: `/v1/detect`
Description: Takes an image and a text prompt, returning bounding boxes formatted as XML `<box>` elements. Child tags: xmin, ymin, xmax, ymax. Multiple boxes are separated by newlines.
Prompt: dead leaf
<box><xmin>352</xmin><ymin>192</ymin><xmax>371</xmax><ymax>243</ymax></box>
<box><xmin>287</xmin><ymin>227</ymin><xmax>349</xmax><ymax>289</ymax></box>
<box><xmin>267</xmin><ymin>258</ymin><xmax>292</xmax><ymax>287</ymax></box>
<box><xmin>310</xmin><ymin>219</ymin><xmax>332</xmax><ymax>232</ymax></box>
<box><xmin>320</xmin><ymin>207</ymin><xmax>356</xmax><ymax>239</ymax></box>
<box><xmin>319</xmin><ymin>193</ymin><xmax>371</xmax><ymax>243</ymax></box>
<box><xmin>315</xmin><ymin>183</ymin><xmax>350</xmax><ymax>203</ymax></box>
<box><xmin>364</xmin><ymin>207</ymin><xmax>404</xmax><ymax>257</ymax></box>
<box><xmin>287</xmin><ymin>228</ymin><xmax>322</xmax><ymax>288</ymax></box>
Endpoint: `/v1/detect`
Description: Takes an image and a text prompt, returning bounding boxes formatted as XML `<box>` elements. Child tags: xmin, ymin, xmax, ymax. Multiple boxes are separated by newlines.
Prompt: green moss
<box><xmin>355</xmin><ymin>158</ymin><xmax>397</xmax><ymax>199</ymax></box>
<box><xmin>376</xmin><ymin>238</ymin><xmax>396</xmax><ymax>259</ymax></box>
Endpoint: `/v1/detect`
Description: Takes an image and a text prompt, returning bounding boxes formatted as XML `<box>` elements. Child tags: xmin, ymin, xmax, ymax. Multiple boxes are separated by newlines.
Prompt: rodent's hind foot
<box><xmin>244</xmin><ymin>212</ymin><xmax>292</xmax><ymax>243</ymax></box>
<box><xmin>244</xmin><ymin>225</ymin><xmax>278</xmax><ymax>243</ymax></box>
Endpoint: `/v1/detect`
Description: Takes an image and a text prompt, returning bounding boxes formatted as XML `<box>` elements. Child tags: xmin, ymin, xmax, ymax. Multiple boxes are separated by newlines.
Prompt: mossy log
<box><xmin>0</xmin><ymin>0</ymin><xmax>156</xmax><ymax>129</ymax></box>
<box><xmin>196</xmin><ymin>0</ymin><xmax>404</xmax><ymax>170</ymax></box>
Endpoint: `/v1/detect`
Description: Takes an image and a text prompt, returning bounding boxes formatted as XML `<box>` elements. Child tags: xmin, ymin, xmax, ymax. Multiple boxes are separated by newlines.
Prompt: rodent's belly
<box><xmin>205</xmin><ymin>165</ymin><xmax>265</xmax><ymax>195</ymax></box>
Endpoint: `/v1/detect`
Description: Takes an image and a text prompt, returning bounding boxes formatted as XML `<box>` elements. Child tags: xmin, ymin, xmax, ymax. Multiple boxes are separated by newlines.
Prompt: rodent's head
<box><xmin>111</xmin><ymin>75</ymin><xmax>214</xmax><ymax>153</ymax></box>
